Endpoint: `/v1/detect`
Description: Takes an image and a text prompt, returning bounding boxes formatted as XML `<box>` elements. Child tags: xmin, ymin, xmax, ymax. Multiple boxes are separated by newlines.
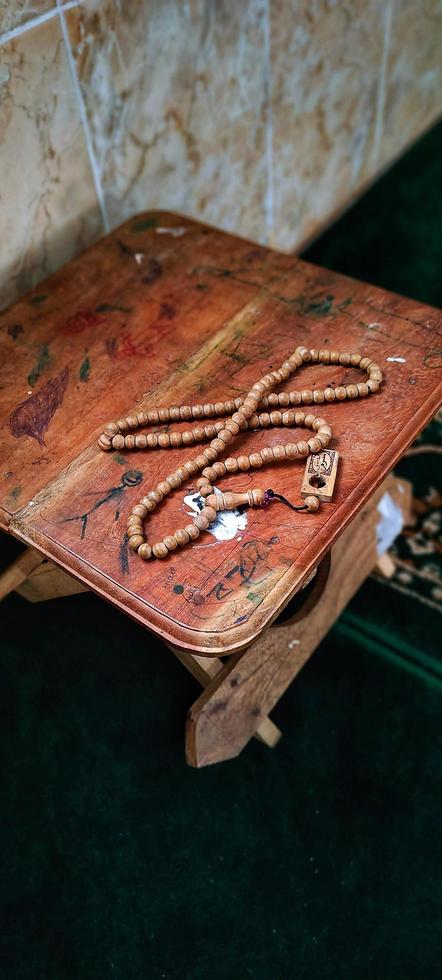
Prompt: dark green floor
<box><xmin>2</xmin><ymin>122</ymin><xmax>441</xmax><ymax>980</ymax></box>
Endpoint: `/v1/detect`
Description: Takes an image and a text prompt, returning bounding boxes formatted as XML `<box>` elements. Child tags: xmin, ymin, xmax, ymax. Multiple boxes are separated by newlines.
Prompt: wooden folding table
<box><xmin>1</xmin><ymin>213</ymin><xmax>440</xmax><ymax>765</ymax></box>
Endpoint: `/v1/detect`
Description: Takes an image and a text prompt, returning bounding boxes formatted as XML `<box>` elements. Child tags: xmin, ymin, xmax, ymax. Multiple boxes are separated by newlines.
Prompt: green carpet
<box><xmin>1</xmin><ymin>122</ymin><xmax>441</xmax><ymax>979</ymax></box>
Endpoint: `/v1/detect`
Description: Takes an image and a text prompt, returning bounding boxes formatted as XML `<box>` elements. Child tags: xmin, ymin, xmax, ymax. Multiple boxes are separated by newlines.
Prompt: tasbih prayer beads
<box><xmin>97</xmin><ymin>347</ymin><xmax>383</xmax><ymax>560</ymax></box>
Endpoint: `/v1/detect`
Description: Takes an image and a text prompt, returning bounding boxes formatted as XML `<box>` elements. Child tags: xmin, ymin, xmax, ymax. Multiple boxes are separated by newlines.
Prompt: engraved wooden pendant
<box><xmin>300</xmin><ymin>449</ymin><xmax>339</xmax><ymax>503</ymax></box>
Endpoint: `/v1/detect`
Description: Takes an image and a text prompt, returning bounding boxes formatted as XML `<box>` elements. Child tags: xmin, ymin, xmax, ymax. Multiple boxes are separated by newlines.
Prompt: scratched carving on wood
<box><xmin>0</xmin><ymin>212</ymin><xmax>441</xmax><ymax>653</ymax></box>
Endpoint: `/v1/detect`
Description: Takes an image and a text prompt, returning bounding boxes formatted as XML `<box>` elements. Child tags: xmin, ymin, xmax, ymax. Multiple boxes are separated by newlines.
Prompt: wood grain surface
<box><xmin>1</xmin><ymin>211</ymin><xmax>441</xmax><ymax>654</ymax></box>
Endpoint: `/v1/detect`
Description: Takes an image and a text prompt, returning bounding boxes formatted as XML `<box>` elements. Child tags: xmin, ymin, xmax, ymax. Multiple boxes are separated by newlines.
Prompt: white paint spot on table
<box><xmin>183</xmin><ymin>487</ymin><xmax>247</xmax><ymax>542</ymax></box>
<box><xmin>386</xmin><ymin>356</ymin><xmax>406</xmax><ymax>363</ymax></box>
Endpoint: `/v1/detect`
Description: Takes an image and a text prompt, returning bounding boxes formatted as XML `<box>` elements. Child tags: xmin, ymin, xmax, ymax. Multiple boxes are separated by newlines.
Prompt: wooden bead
<box><xmin>169</xmin><ymin>407</ymin><xmax>181</xmax><ymax>421</ymax></box>
<box><xmin>249</xmin><ymin>452</ymin><xmax>263</xmax><ymax>468</ymax></box>
<box><xmin>112</xmin><ymin>434</ymin><xmax>125</xmax><ymax>449</ymax></box>
<box><xmin>313</xmin><ymin>389</ymin><xmax>324</xmax><ymax>403</ymax></box>
<box><xmin>135</xmin><ymin>434</ymin><xmax>147</xmax><ymax>449</ymax></box>
<box><xmin>231</xmin><ymin>411</ymin><xmax>247</xmax><ymax>427</ymax></box>
<box><xmin>127</xmin><ymin>521</ymin><xmax>142</xmax><ymax>534</ymax></box>
<box><xmin>273</xmin><ymin>445</ymin><xmax>286</xmax><ymax>460</ymax></box>
<box><xmin>324</xmin><ymin>388</ymin><xmax>336</xmax><ymax>402</ymax></box>
<box><xmin>285</xmin><ymin>443</ymin><xmax>298</xmax><ymax>458</ymax></box>
<box><xmin>203</xmin><ymin>403</ymin><xmax>215</xmax><ymax>417</ymax></box>
<box><xmin>334</xmin><ymin>386</ymin><xmax>347</xmax><ymax>400</ymax></box>
<box><xmin>163</xmin><ymin>535</ymin><xmax>178</xmax><ymax>551</ymax></box>
<box><xmin>213</xmin><ymin>461</ymin><xmax>226</xmax><ymax>476</ymax></box>
<box><xmin>259</xmin><ymin>412</ymin><xmax>271</xmax><ymax>427</ymax></box>
<box><xmin>138</xmin><ymin>543</ymin><xmax>152</xmax><ymax>560</ymax></box>
<box><xmin>238</xmin><ymin>455</ymin><xmax>250</xmax><ymax>471</ymax></box>
<box><xmin>297</xmin><ymin>441</ymin><xmax>310</xmax><ymax>456</ymax></box>
<box><xmin>153</xmin><ymin>542</ymin><xmax>168</xmax><ymax>558</ymax></box>
<box><xmin>200</xmin><ymin>485</ymin><xmax>213</xmax><ymax>497</ymax></box>
<box><xmin>225</xmin><ymin>457</ymin><xmax>239</xmax><ymax>473</ymax></box>
<box><xmin>278</xmin><ymin>392</ymin><xmax>290</xmax><ymax>407</ymax></box>
<box><xmin>158</xmin><ymin>433</ymin><xmax>170</xmax><ymax>448</ymax></box>
<box><xmin>357</xmin><ymin>382</ymin><xmax>369</xmax><ymax>397</ymax></box>
<box><xmin>124</xmin><ymin>435</ymin><xmax>135</xmax><ymax>449</ymax></box>
<box><xmin>329</xmin><ymin>351</ymin><xmax>340</xmax><ymax>363</ymax></box>
<box><xmin>339</xmin><ymin>353</ymin><xmax>351</xmax><ymax>366</ymax></box>
<box><xmin>204</xmin><ymin>506</ymin><xmax>217</xmax><ymax>523</ymax></box>
<box><xmin>359</xmin><ymin>356</ymin><xmax>371</xmax><ymax>370</ymax></box>
<box><xmin>142</xmin><ymin>497</ymin><xmax>156</xmax><ymax>512</ymax></box>
<box><xmin>129</xmin><ymin>534</ymin><xmax>144</xmax><ymax>551</ymax></box>
<box><xmin>350</xmin><ymin>353</ymin><xmax>361</xmax><ymax>366</ymax></box>
<box><xmin>132</xmin><ymin>504</ymin><xmax>147</xmax><ymax>519</ymax></box>
<box><xmin>192</xmin><ymin>405</ymin><xmax>204</xmax><ymax>418</ymax></box>
<box><xmin>318</xmin><ymin>350</ymin><xmax>330</xmax><ymax>363</ymax></box>
<box><xmin>158</xmin><ymin>408</ymin><xmax>169</xmax><ymax>422</ymax></box>
<box><xmin>267</xmin><ymin>393</ymin><xmax>279</xmax><ymax>407</ymax></box>
<box><xmin>367</xmin><ymin>379</ymin><xmax>380</xmax><ymax>392</ymax></box>
<box><xmin>261</xmin><ymin>447</ymin><xmax>274</xmax><ymax>463</ymax></box>
<box><xmin>194</xmin><ymin>511</ymin><xmax>211</xmax><ymax>530</ymax></box>
<box><xmin>295</xmin><ymin>411</ymin><xmax>305</xmax><ymax>425</ymax></box>
<box><xmin>282</xmin><ymin>411</ymin><xmax>295</xmax><ymax>425</ymax></box>
<box><xmin>148</xmin><ymin>409</ymin><xmax>159</xmax><ymax>423</ymax></box>
<box><xmin>305</xmin><ymin>495</ymin><xmax>320</xmax><ymax>512</ymax></box>
<box><xmin>203</xmin><ymin>447</ymin><xmax>218</xmax><ymax>462</ymax></box>
<box><xmin>157</xmin><ymin>480</ymin><xmax>172</xmax><ymax>496</ymax></box>
<box><xmin>226</xmin><ymin>420</ymin><xmax>240</xmax><ymax>435</ymax></box>
<box><xmin>167</xmin><ymin>472</ymin><xmax>182</xmax><ymax>489</ymax></box>
<box><xmin>289</xmin><ymin>391</ymin><xmax>302</xmax><ymax>405</ymax></box>
<box><xmin>182</xmin><ymin>431</ymin><xmax>195</xmax><ymax>445</ymax></box>
<box><xmin>180</xmin><ymin>406</ymin><xmax>192</xmax><ymax>420</ymax></box>
<box><xmin>204</xmin><ymin>425</ymin><xmax>217</xmax><ymax>439</ymax></box>
<box><xmin>175</xmin><ymin>528</ymin><xmax>190</xmax><ymax>546</ymax></box>
<box><xmin>269</xmin><ymin>411</ymin><xmax>282</xmax><ymax>425</ymax></box>
<box><xmin>98</xmin><ymin>435</ymin><xmax>112</xmax><ymax>450</ymax></box>
<box><xmin>150</xmin><ymin>488</ymin><xmax>163</xmax><ymax>503</ymax></box>
<box><xmin>304</xmin><ymin>413</ymin><xmax>316</xmax><ymax>427</ymax></box>
<box><xmin>184</xmin><ymin>459</ymin><xmax>199</xmax><ymax>475</ymax></box>
<box><xmin>185</xmin><ymin>524</ymin><xmax>200</xmax><ymax>540</ymax></box>
<box><xmin>218</xmin><ymin>429</ymin><xmax>233</xmax><ymax>445</ymax></box>
<box><xmin>104</xmin><ymin>422</ymin><xmax>119</xmax><ymax>437</ymax></box>
<box><xmin>346</xmin><ymin>384</ymin><xmax>359</xmax><ymax>399</ymax></box>
<box><xmin>169</xmin><ymin>432</ymin><xmax>182</xmax><ymax>447</ymax></box>
<box><xmin>308</xmin><ymin>437</ymin><xmax>322</xmax><ymax>453</ymax></box>
<box><xmin>301</xmin><ymin>390</ymin><xmax>313</xmax><ymax>403</ymax></box>
<box><xmin>147</xmin><ymin>433</ymin><xmax>158</xmax><ymax>448</ymax></box>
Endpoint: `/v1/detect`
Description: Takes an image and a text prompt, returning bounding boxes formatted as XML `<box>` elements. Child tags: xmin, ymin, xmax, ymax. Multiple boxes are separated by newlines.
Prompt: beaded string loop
<box><xmin>97</xmin><ymin>346</ymin><xmax>383</xmax><ymax>560</ymax></box>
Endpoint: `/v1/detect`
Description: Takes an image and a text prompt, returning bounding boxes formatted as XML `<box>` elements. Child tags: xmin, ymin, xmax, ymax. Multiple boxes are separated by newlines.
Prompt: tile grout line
<box><xmin>0</xmin><ymin>2</ymin><xmax>81</xmax><ymax>46</ymax></box>
<box><xmin>262</xmin><ymin>0</ymin><xmax>274</xmax><ymax>247</ymax></box>
<box><xmin>56</xmin><ymin>0</ymin><xmax>110</xmax><ymax>233</ymax></box>
<box><xmin>372</xmin><ymin>0</ymin><xmax>394</xmax><ymax>167</ymax></box>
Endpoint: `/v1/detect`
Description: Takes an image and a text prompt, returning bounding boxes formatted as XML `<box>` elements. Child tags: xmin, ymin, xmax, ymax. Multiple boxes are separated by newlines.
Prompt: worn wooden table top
<box><xmin>1</xmin><ymin>212</ymin><xmax>441</xmax><ymax>654</ymax></box>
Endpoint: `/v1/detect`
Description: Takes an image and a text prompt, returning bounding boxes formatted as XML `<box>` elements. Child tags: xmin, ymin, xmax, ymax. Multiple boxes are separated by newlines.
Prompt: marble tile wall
<box><xmin>0</xmin><ymin>0</ymin><xmax>441</xmax><ymax>310</ymax></box>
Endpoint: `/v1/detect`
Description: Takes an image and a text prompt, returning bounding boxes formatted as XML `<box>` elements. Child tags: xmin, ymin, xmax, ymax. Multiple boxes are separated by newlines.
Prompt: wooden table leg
<box><xmin>185</xmin><ymin>476</ymin><xmax>411</xmax><ymax>767</ymax></box>
<box><xmin>0</xmin><ymin>547</ymin><xmax>45</xmax><ymax>600</ymax></box>
<box><xmin>168</xmin><ymin>645</ymin><xmax>282</xmax><ymax>750</ymax></box>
